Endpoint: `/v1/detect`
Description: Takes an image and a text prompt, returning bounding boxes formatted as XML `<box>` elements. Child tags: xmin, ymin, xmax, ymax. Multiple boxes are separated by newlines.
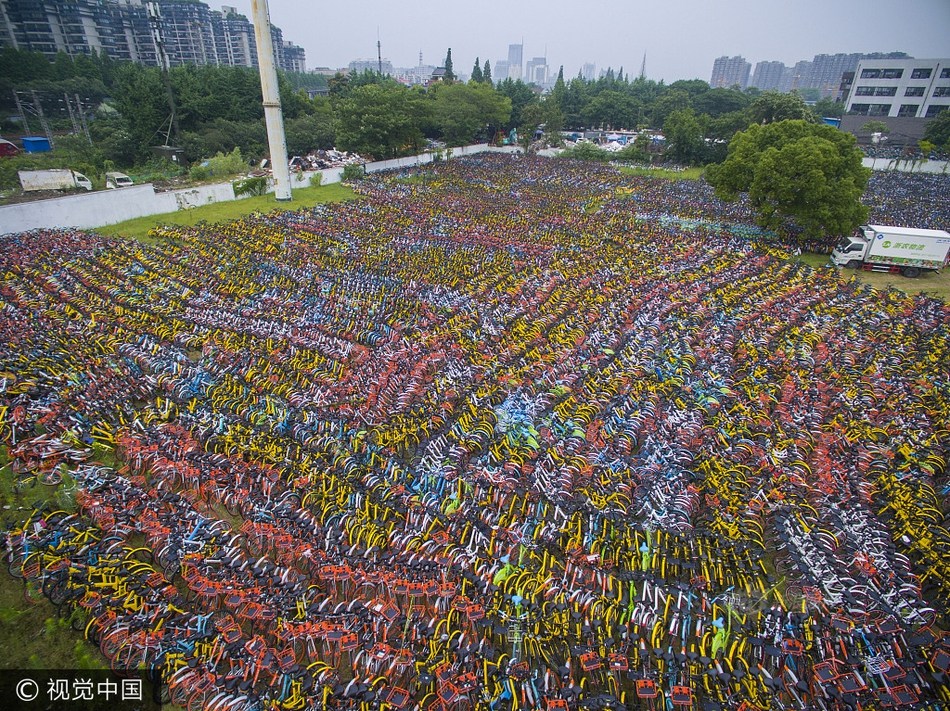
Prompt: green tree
<box><xmin>860</xmin><ymin>120</ymin><xmax>889</xmax><ymax>135</ymax></box>
<box><xmin>812</xmin><ymin>97</ymin><xmax>844</xmax><ymax>119</ymax></box>
<box><xmin>497</xmin><ymin>79</ymin><xmax>539</xmax><ymax>131</ymax></box>
<box><xmin>663</xmin><ymin>108</ymin><xmax>705</xmax><ymax>164</ymax></box>
<box><xmin>923</xmin><ymin>109</ymin><xmax>950</xmax><ymax>145</ymax></box>
<box><xmin>650</xmin><ymin>89</ymin><xmax>691</xmax><ymax>127</ymax></box>
<box><xmin>706</xmin><ymin>120</ymin><xmax>870</xmax><ymax>238</ymax></box>
<box><xmin>667</xmin><ymin>79</ymin><xmax>711</xmax><ymax>99</ymax></box>
<box><xmin>483</xmin><ymin>60</ymin><xmax>492</xmax><ymax>84</ymax></box>
<box><xmin>470</xmin><ymin>57</ymin><xmax>483</xmax><ymax>84</ymax></box>
<box><xmin>692</xmin><ymin>88</ymin><xmax>749</xmax><ymax>118</ymax></box>
<box><xmin>443</xmin><ymin>48</ymin><xmax>455</xmax><ymax>83</ymax></box>
<box><xmin>432</xmin><ymin>82</ymin><xmax>510</xmax><ymax>145</ymax></box>
<box><xmin>88</xmin><ymin>110</ymin><xmax>137</xmax><ymax>166</ymax></box>
<box><xmin>583</xmin><ymin>90</ymin><xmax>638</xmax><ymax>129</ymax></box>
<box><xmin>562</xmin><ymin>77</ymin><xmax>589</xmax><ymax>128</ymax></box>
<box><xmin>334</xmin><ymin>82</ymin><xmax>427</xmax><ymax>158</ymax></box>
<box><xmin>328</xmin><ymin>72</ymin><xmax>351</xmax><ymax>97</ymax></box>
<box><xmin>110</xmin><ymin>62</ymin><xmax>171</xmax><ymax>161</ymax></box>
<box><xmin>519</xmin><ymin>102</ymin><xmax>544</xmax><ymax>151</ymax></box>
<box><xmin>285</xmin><ymin>99</ymin><xmax>335</xmax><ymax>155</ymax></box>
<box><xmin>748</xmin><ymin>91</ymin><xmax>815</xmax><ymax>124</ymax></box>
<box><xmin>706</xmin><ymin>110</ymin><xmax>752</xmax><ymax>141</ymax></box>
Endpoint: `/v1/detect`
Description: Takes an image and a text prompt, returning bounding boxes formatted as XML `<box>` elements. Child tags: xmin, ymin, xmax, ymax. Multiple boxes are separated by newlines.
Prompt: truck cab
<box><xmin>105</xmin><ymin>172</ymin><xmax>133</xmax><ymax>189</ymax></box>
<box><xmin>830</xmin><ymin>233</ymin><xmax>869</xmax><ymax>268</ymax></box>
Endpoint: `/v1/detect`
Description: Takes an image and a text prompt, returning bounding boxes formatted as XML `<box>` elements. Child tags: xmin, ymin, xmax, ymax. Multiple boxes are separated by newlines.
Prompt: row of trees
<box><xmin>2</xmin><ymin>47</ymin><xmax>849</xmax><ymax>169</ymax></box>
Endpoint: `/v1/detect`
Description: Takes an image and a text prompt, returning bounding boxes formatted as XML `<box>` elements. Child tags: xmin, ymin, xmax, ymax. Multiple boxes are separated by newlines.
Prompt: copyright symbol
<box><xmin>15</xmin><ymin>678</ymin><xmax>39</xmax><ymax>702</ymax></box>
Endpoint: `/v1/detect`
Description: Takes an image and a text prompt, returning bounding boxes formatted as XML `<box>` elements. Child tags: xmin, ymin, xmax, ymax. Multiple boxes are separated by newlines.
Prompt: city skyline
<box><xmin>222</xmin><ymin>0</ymin><xmax>948</xmax><ymax>82</ymax></box>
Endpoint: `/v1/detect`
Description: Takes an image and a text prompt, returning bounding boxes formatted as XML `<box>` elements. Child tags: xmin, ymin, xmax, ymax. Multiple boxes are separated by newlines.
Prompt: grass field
<box><xmin>796</xmin><ymin>253</ymin><xmax>950</xmax><ymax>302</ymax></box>
<box><xmin>617</xmin><ymin>165</ymin><xmax>705</xmax><ymax>180</ymax></box>
<box><xmin>96</xmin><ymin>182</ymin><xmax>357</xmax><ymax>242</ymax></box>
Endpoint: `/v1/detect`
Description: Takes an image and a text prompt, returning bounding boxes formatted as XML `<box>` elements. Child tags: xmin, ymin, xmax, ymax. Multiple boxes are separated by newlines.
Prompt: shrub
<box><xmin>342</xmin><ymin>163</ymin><xmax>365</xmax><ymax>181</ymax></box>
<box><xmin>232</xmin><ymin>176</ymin><xmax>268</xmax><ymax>197</ymax></box>
<box><xmin>309</xmin><ymin>171</ymin><xmax>323</xmax><ymax>187</ymax></box>
<box><xmin>189</xmin><ymin>147</ymin><xmax>248</xmax><ymax>181</ymax></box>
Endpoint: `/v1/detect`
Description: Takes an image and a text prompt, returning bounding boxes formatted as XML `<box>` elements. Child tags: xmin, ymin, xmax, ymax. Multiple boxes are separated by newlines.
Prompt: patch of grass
<box><xmin>97</xmin><ymin>182</ymin><xmax>358</xmax><ymax>242</ymax></box>
<box><xmin>795</xmin><ymin>253</ymin><xmax>950</xmax><ymax>302</ymax></box>
<box><xmin>395</xmin><ymin>174</ymin><xmax>432</xmax><ymax>185</ymax></box>
<box><xmin>618</xmin><ymin>165</ymin><xmax>704</xmax><ymax>180</ymax></box>
<box><xmin>0</xmin><ymin>449</ymin><xmax>106</xmax><ymax>670</ymax></box>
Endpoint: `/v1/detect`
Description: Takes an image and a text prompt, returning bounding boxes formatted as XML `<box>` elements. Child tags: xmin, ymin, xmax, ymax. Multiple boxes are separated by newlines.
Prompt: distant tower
<box><xmin>419</xmin><ymin>50</ymin><xmax>423</xmax><ymax>67</ymax></box>
<box><xmin>508</xmin><ymin>42</ymin><xmax>523</xmax><ymax>81</ymax></box>
<box><xmin>377</xmin><ymin>28</ymin><xmax>382</xmax><ymax>74</ymax></box>
<box><xmin>639</xmin><ymin>52</ymin><xmax>646</xmax><ymax>80</ymax></box>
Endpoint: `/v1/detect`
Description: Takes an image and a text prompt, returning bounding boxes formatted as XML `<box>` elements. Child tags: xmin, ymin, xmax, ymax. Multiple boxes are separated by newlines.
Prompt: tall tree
<box><xmin>663</xmin><ymin>108</ymin><xmax>704</xmax><ymax>164</ymax></box>
<box><xmin>707</xmin><ymin>120</ymin><xmax>870</xmax><ymax>238</ymax></box>
<box><xmin>482</xmin><ymin>60</ymin><xmax>492</xmax><ymax>85</ymax></box>
<box><xmin>470</xmin><ymin>57</ymin><xmax>483</xmax><ymax>84</ymax></box>
<box><xmin>334</xmin><ymin>82</ymin><xmax>427</xmax><ymax>158</ymax></box>
<box><xmin>497</xmin><ymin>79</ymin><xmax>539</xmax><ymax>131</ymax></box>
<box><xmin>748</xmin><ymin>91</ymin><xmax>815</xmax><ymax>124</ymax></box>
<box><xmin>432</xmin><ymin>82</ymin><xmax>511</xmax><ymax>145</ymax></box>
<box><xmin>443</xmin><ymin>48</ymin><xmax>455</xmax><ymax>83</ymax></box>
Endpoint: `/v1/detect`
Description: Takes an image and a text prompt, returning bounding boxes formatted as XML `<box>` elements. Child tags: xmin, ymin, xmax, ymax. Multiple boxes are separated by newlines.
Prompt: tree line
<box><xmin>1</xmin><ymin>47</ymin><xmax>847</xmax><ymax>169</ymax></box>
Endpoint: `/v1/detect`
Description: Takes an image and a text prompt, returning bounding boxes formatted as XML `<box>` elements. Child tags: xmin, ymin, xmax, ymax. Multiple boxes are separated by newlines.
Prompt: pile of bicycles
<box><xmin>2</xmin><ymin>154</ymin><xmax>949</xmax><ymax>709</ymax></box>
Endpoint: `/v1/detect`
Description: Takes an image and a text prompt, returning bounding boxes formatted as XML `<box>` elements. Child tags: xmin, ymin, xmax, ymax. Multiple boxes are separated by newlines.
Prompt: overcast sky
<box><xmin>227</xmin><ymin>0</ymin><xmax>950</xmax><ymax>82</ymax></box>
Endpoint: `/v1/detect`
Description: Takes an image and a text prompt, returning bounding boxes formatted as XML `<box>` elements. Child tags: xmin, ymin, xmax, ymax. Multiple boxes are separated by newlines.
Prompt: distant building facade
<box><xmin>348</xmin><ymin>58</ymin><xmax>395</xmax><ymax>76</ymax></box>
<box><xmin>750</xmin><ymin>60</ymin><xmax>786</xmax><ymax>91</ymax></box>
<box><xmin>493</xmin><ymin>60</ymin><xmax>509</xmax><ymax>82</ymax></box>
<box><xmin>845</xmin><ymin>58</ymin><xmax>950</xmax><ymax>118</ymax></box>
<box><xmin>507</xmin><ymin>43</ymin><xmax>523</xmax><ymax>81</ymax></box>
<box><xmin>525</xmin><ymin>56</ymin><xmax>547</xmax><ymax>86</ymax></box>
<box><xmin>710</xmin><ymin>55</ymin><xmax>750</xmax><ymax>89</ymax></box>
<box><xmin>0</xmin><ymin>0</ymin><xmax>305</xmax><ymax>72</ymax></box>
<box><xmin>581</xmin><ymin>62</ymin><xmax>596</xmax><ymax>81</ymax></box>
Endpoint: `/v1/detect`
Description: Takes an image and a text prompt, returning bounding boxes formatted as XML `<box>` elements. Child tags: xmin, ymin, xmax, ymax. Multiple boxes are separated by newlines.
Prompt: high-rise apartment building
<box><xmin>750</xmin><ymin>60</ymin><xmax>786</xmax><ymax>91</ymax></box>
<box><xmin>710</xmin><ymin>55</ymin><xmax>751</xmax><ymax>89</ymax></box>
<box><xmin>581</xmin><ymin>62</ymin><xmax>596</xmax><ymax>81</ymax></box>
<box><xmin>807</xmin><ymin>53</ymin><xmax>864</xmax><ymax>97</ymax></box>
<box><xmin>0</xmin><ymin>0</ymin><xmax>305</xmax><ymax>72</ymax></box>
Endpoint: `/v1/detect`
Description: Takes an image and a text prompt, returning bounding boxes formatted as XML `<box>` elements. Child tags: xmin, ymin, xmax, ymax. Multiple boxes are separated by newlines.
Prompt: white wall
<box><xmin>0</xmin><ymin>182</ymin><xmax>238</xmax><ymax>234</ymax></box>
<box><xmin>863</xmin><ymin>157</ymin><xmax>950</xmax><ymax>173</ymax></box>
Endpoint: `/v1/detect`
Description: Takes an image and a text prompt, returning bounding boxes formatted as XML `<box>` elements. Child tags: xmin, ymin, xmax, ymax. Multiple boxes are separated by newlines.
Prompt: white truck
<box><xmin>18</xmin><ymin>169</ymin><xmax>93</xmax><ymax>192</ymax></box>
<box><xmin>105</xmin><ymin>171</ymin><xmax>133</xmax><ymax>189</ymax></box>
<box><xmin>831</xmin><ymin>224</ymin><xmax>950</xmax><ymax>278</ymax></box>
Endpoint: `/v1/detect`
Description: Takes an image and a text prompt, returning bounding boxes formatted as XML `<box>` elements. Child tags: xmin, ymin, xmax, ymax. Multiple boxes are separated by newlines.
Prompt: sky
<box><xmin>228</xmin><ymin>0</ymin><xmax>950</xmax><ymax>82</ymax></box>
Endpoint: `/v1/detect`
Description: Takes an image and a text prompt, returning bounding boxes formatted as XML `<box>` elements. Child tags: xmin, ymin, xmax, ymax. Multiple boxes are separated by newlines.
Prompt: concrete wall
<box><xmin>0</xmin><ymin>144</ymin><xmax>518</xmax><ymax>234</ymax></box>
<box><xmin>0</xmin><ymin>181</ymin><xmax>237</xmax><ymax>234</ymax></box>
<box><xmin>863</xmin><ymin>157</ymin><xmax>950</xmax><ymax>173</ymax></box>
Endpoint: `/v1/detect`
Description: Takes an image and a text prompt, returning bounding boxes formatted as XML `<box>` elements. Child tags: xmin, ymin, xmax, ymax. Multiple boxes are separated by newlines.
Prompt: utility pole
<box><xmin>12</xmin><ymin>91</ymin><xmax>32</xmax><ymax>135</ymax></box>
<box><xmin>64</xmin><ymin>92</ymin><xmax>81</xmax><ymax>138</ymax></box>
<box><xmin>146</xmin><ymin>1</ymin><xmax>180</xmax><ymax>145</ymax></box>
<box><xmin>75</xmin><ymin>94</ymin><xmax>92</xmax><ymax>143</ymax></box>
<box><xmin>251</xmin><ymin>0</ymin><xmax>291</xmax><ymax>201</ymax></box>
<box><xmin>31</xmin><ymin>90</ymin><xmax>53</xmax><ymax>148</ymax></box>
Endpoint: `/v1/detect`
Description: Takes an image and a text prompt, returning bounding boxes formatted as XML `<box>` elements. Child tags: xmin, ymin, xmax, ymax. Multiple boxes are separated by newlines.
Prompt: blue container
<box><xmin>22</xmin><ymin>136</ymin><xmax>52</xmax><ymax>153</ymax></box>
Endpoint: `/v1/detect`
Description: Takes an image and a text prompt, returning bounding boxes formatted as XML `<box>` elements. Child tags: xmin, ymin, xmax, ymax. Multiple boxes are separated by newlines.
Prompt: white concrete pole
<box><xmin>251</xmin><ymin>0</ymin><xmax>292</xmax><ymax>201</ymax></box>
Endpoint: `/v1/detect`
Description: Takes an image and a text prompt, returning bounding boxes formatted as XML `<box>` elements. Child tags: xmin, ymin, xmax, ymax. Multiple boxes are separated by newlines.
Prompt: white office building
<box><xmin>845</xmin><ymin>58</ymin><xmax>950</xmax><ymax>119</ymax></box>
